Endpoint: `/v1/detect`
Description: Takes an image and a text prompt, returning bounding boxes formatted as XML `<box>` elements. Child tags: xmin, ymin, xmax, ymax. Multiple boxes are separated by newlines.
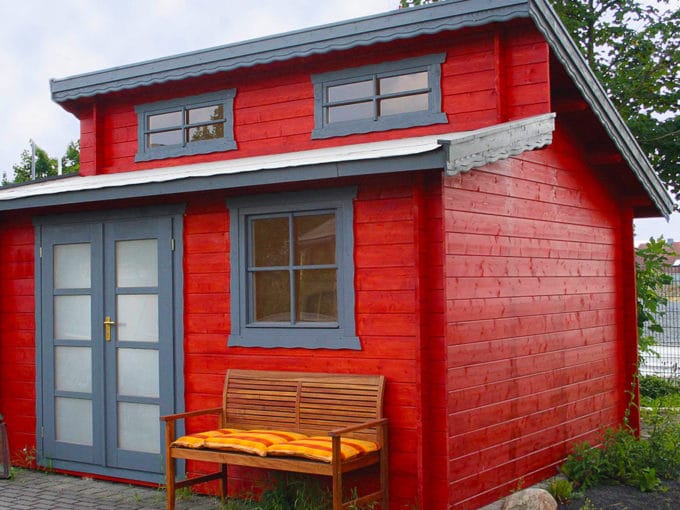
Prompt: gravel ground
<box><xmin>557</xmin><ymin>480</ymin><xmax>680</xmax><ymax>510</ymax></box>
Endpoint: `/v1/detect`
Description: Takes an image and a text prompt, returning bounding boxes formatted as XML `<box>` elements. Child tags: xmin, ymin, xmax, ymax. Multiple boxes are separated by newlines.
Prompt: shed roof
<box><xmin>46</xmin><ymin>0</ymin><xmax>673</xmax><ymax>217</ymax></box>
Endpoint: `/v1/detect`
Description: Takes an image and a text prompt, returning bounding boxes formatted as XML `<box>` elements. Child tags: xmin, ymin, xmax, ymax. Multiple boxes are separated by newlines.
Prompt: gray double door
<box><xmin>37</xmin><ymin>212</ymin><xmax>182</xmax><ymax>479</ymax></box>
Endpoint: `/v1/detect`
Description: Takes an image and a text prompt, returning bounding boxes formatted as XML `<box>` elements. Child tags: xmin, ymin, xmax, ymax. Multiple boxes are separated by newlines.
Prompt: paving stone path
<box><xmin>0</xmin><ymin>469</ymin><xmax>223</xmax><ymax>510</ymax></box>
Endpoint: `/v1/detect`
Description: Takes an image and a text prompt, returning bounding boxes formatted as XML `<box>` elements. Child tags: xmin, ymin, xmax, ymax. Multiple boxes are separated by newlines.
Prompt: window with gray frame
<box><xmin>227</xmin><ymin>188</ymin><xmax>359</xmax><ymax>350</ymax></box>
<box><xmin>135</xmin><ymin>90</ymin><xmax>236</xmax><ymax>161</ymax></box>
<box><xmin>311</xmin><ymin>53</ymin><xmax>447</xmax><ymax>139</ymax></box>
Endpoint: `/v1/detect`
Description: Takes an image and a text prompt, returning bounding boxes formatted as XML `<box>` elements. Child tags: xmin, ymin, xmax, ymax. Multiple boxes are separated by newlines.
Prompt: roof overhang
<box><xmin>47</xmin><ymin>0</ymin><xmax>673</xmax><ymax>217</ymax></box>
<box><xmin>0</xmin><ymin>114</ymin><xmax>555</xmax><ymax>212</ymax></box>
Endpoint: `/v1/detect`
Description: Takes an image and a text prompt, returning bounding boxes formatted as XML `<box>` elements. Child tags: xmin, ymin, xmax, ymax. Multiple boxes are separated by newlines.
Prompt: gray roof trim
<box><xmin>50</xmin><ymin>0</ymin><xmax>528</xmax><ymax>102</ymax></box>
<box><xmin>0</xmin><ymin>115</ymin><xmax>558</xmax><ymax>212</ymax></box>
<box><xmin>443</xmin><ymin>113</ymin><xmax>555</xmax><ymax>175</ymax></box>
<box><xmin>529</xmin><ymin>0</ymin><xmax>674</xmax><ymax>217</ymax></box>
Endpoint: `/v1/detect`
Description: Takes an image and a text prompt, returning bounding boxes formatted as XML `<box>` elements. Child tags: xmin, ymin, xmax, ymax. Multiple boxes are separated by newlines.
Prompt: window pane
<box><xmin>327</xmin><ymin>102</ymin><xmax>373</xmax><ymax>123</ymax></box>
<box><xmin>55</xmin><ymin>346</ymin><xmax>91</xmax><ymax>393</ymax></box>
<box><xmin>187</xmin><ymin>104</ymin><xmax>224</xmax><ymax>124</ymax></box>
<box><xmin>379</xmin><ymin>93</ymin><xmax>429</xmax><ymax>116</ymax></box>
<box><xmin>148</xmin><ymin>111</ymin><xmax>182</xmax><ymax>130</ymax></box>
<box><xmin>148</xmin><ymin>130</ymin><xmax>182</xmax><ymax>148</ymax></box>
<box><xmin>327</xmin><ymin>80</ymin><xmax>373</xmax><ymax>102</ymax></box>
<box><xmin>253</xmin><ymin>270</ymin><xmax>290</xmax><ymax>322</ymax></box>
<box><xmin>118</xmin><ymin>402</ymin><xmax>160</xmax><ymax>454</ymax></box>
<box><xmin>117</xmin><ymin>294</ymin><xmax>158</xmax><ymax>342</ymax></box>
<box><xmin>379</xmin><ymin>71</ymin><xmax>428</xmax><ymax>94</ymax></box>
<box><xmin>295</xmin><ymin>269</ymin><xmax>337</xmax><ymax>323</ymax></box>
<box><xmin>187</xmin><ymin>123</ymin><xmax>224</xmax><ymax>142</ymax></box>
<box><xmin>54</xmin><ymin>295</ymin><xmax>91</xmax><ymax>340</ymax></box>
<box><xmin>56</xmin><ymin>397</ymin><xmax>92</xmax><ymax>445</ymax></box>
<box><xmin>116</xmin><ymin>239</ymin><xmax>158</xmax><ymax>288</ymax></box>
<box><xmin>54</xmin><ymin>243</ymin><xmax>90</xmax><ymax>289</ymax></box>
<box><xmin>252</xmin><ymin>217</ymin><xmax>289</xmax><ymax>267</ymax></box>
<box><xmin>294</xmin><ymin>214</ymin><xmax>335</xmax><ymax>265</ymax></box>
<box><xmin>118</xmin><ymin>348</ymin><xmax>159</xmax><ymax>398</ymax></box>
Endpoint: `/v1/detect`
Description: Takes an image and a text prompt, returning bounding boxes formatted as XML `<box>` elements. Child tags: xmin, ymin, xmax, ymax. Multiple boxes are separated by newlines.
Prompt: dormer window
<box><xmin>311</xmin><ymin>53</ymin><xmax>447</xmax><ymax>139</ymax></box>
<box><xmin>135</xmin><ymin>90</ymin><xmax>236</xmax><ymax>162</ymax></box>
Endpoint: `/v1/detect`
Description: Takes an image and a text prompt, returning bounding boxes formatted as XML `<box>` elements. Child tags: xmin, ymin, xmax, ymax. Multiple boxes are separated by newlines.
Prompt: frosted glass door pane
<box><xmin>54</xmin><ymin>295</ymin><xmax>91</xmax><ymax>340</ymax></box>
<box><xmin>54</xmin><ymin>244</ymin><xmax>91</xmax><ymax>289</ymax></box>
<box><xmin>116</xmin><ymin>240</ymin><xmax>158</xmax><ymax>288</ymax></box>
<box><xmin>118</xmin><ymin>403</ymin><xmax>160</xmax><ymax>454</ymax></box>
<box><xmin>118</xmin><ymin>349</ymin><xmax>159</xmax><ymax>398</ymax></box>
<box><xmin>117</xmin><ymin>295</ymin><xmax>158</xmax><ymax>342</ymax></box>
<box><xmin>56</xmin><ymin>397</ymin><xmax>92</xmax><ymax>445</ymax></box>
<box><xmin>55</xmin><ymin>347</ymin><xmax>91</xmax><ymax>393</ymax></box>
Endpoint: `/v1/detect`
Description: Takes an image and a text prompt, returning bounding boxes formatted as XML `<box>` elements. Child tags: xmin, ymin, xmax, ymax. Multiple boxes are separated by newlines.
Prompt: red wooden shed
<box><xmin>0</xmin><ymin>1</ymin><xmax>673</xmax><ymax>508</ymax></box>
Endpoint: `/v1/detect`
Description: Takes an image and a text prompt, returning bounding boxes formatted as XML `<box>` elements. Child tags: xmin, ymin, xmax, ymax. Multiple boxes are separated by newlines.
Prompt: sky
<box><xmin>0</xmin><ymin>0</ymin><xmax>677</xmax><ymax>243</ymax></box>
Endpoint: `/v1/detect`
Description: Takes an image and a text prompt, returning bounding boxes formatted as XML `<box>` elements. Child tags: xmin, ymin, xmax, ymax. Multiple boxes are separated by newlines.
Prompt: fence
<box><xmin>640</xmin><ymin>270</ymin><xmax>680</xmax><ymax>380</ymax></box>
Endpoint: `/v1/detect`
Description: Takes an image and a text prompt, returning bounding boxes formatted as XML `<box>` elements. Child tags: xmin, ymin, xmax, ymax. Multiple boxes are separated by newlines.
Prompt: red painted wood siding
<box><xmin>444</xmin><ymin>123</ymin><xmax>627</xmax><ymax>509</ymax></box>
<box><xmin>76</xmin><ymin>21</ymin><xmax>549</xmax><ymax>176</ymax></box>
<box><xmin>0</xmin><ymin>219</ymin><xmax>36</xmax><ymax>465</ymax></box>
<box><xmin>180</xmin><ymin>174</ymin><xmax>444</xmax><ymax>508</ymax></box>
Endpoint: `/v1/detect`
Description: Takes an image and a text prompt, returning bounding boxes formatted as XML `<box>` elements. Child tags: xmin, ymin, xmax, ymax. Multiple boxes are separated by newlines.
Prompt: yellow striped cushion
<box><xmin>204</xmin><ymin>430</ymin><xmax>308</xmax><ymax>457</ymax></box>
<box><xmin>267</xmin><ymin>436</ymin><xmax>379</xmax><ymax>462</ymax></box>
<box><xmin>171</xmin><ymin>428</ymin><xmax>241</xmax><ymax>448</ymax></box>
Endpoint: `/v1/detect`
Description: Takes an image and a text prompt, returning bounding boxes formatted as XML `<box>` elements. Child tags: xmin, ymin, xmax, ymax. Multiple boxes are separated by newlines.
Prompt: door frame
<box><xmin>33</xmin><ymin>204</ymin><xmax>185</xmax><ymax>483</ymax></box>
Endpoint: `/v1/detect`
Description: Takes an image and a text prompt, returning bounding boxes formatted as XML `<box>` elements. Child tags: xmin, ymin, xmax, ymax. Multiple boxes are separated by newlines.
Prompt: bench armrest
<box><xmin>160</xmin><ymin>407</ymin><xmax>223</xmax><ymax>423</ymax></box>
<box><xmin>328</xmin><ymin>418</ymin><xmax>388</xmax><ymax>437</ymax></box>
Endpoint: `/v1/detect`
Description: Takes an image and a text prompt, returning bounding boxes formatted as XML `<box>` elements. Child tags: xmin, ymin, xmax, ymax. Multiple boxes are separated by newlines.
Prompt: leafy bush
<box><xmin>639</xmin><ymin>375</ymin><xmax>680</xmax><ymax>400</ymax></box>
<box><xmin>547</xmin><ymin>478</ymin><xmax>574</xmax><ymax>503</ymax></box>
<box><xmin>561</xmin><ymin>407</ymin><xmax>680</xmax><ymax>492</ymax></box>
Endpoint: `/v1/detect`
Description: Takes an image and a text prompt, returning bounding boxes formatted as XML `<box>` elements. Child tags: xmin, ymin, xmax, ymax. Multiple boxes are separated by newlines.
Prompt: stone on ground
<box><xmin>501</xmin><ymin>488</ymin><xmax>557</xmax><ymax>510</ymax></box>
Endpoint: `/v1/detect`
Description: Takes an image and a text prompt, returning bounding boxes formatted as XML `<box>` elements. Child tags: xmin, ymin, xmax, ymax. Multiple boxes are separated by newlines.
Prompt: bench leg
<box><xmin>332</xmin><ymin>438</ymin><xmax>342</xmax><ymax>510</ymax></box>
<box><xmin>165</xmin><ymin>454</ymin><xmax>176</xmax><ymax>510</ymax></box>
<box><xmin>220</xmin><ymin>464</ymin><xmax>228</xmax><ymax>502</ymax></box>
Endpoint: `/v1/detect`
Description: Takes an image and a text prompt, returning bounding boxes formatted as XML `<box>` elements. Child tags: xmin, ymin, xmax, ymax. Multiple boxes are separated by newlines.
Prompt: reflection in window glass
<box><xmin>148</xmin><ymin>111</ymin><xmax>182</xmax><ymax>130</ymax></box>
<box><xmin>187</xmin><ymin>104</ymin><xmax>224</xmax><ymax>124</ymax></box>
<box><xmin>379</xmin><ymin>72</ymin><xmax>428</xmax><ymax>94</ymax></box>
<box><xmin>295</xmin><ymin>269</ymin><xmax>337</xmax><ymax>323</ymax></box>
<box><xmin>253</xmin><ymin>271</ymin><xmax>290</xmax><ymax>322</ymax></box>
<box><xmin>328</xmin><ymin>102</ymin><xmax>373</xmax><ymax>123</ymax></box>
<box><xmin>188</xmin><ymin>123</ymin><xmax>224</xmax><ymax>142</ymax></box>
<box><xmin>294</xmin><ymin>214</ymin><xmax>335</xmax><ymax>266</ymax></box>
<box><xmin>380</xmin><ymin>93</ymin><xmax>429</xmax><ymax>116</ymax></box>
<box><xmin>327</xmin><ymin>80</ymin><xmax>373</xmax><ymax>102</ymax></box>
<box><xmin>253</xmin><ymin>217</ymin><xmax>289</xmax><ymax>267</ymax></box>
<box><xmin>148</xmin><ymin>130</ymin><xmax>183</xmax><ymax>148</ymax></box>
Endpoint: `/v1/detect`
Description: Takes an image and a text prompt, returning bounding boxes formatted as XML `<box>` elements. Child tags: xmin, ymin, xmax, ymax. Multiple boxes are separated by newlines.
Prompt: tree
<box><xmin>546</xmin><ymin>1</ymin><xmax>679</xmax><ymax>201</ymax></box>
<box><xmin>61</xmin><ymin>140</ymin><xmax>80</xmax><ymax>175</ymax></box>
<box><xmin>635</xmin><ymin>237</ymin><xmax>674</xmax><ymax>355</ymax></box>
<box><xmin>2</xmin><ymin>140</ymin><xmax>80</xmax><ymax>185</ymax></box>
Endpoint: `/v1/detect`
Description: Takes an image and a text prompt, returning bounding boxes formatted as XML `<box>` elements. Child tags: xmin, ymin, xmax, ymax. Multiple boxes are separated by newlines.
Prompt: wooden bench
<box><xmin>161</xmin><ymin>369</ymin><xmax>388</xmax><ymax>510</ymax></box>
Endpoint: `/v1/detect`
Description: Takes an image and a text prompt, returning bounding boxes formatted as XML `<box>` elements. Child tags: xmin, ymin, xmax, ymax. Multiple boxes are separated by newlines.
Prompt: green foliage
<box><xmin>549</xmin><ymin>0</ymin><xmax>680</xmax><ymax>201</ymax></box>
<box><xmin>2</xmin><ymin>140</ymin><xmax>80</xmax><ymax>185</ymax></box>
<box><xmin>635</xmin><ymin>238</ymin><xmax>675</xmax><ymax>354</ymax></box>
<box><xmin>640</xmin><ymin>375</ymin><xmax>680</xmax><ymax>400</ymax></box>
<box><xmin>61</xmin><ymin>140</ymin><xmax>80</xmax><ymax>175</ymax></box>
<box><xmin>547</xmin><ymin>478</ymin><xmax>574</xmax><ymax>503</ymax></box>
<box><xmin>399</xmin><ymin>0</ymin><xmax>438</xmax><ymax>8</ymax></box>
<box><xmin>562</xmin><ymin>407</ymin><xmax>680</xmax><ymax>492</ymax></box>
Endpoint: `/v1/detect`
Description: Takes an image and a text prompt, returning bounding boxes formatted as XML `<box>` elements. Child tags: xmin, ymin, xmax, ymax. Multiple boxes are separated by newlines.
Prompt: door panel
<box><xmin>39</xmin><ymin>214</ymin><xmax>179</xmax><ymax>477</ymax></box>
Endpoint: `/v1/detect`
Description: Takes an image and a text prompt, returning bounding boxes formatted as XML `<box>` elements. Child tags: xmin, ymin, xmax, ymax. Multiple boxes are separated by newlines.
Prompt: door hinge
<box><xmin>41</xmin><ymin>426</ymin><xmax>44</xmax><ymax>438</ymax></box>
<box><xmin>39</xmin><ymin>246</ymin><xmax>43</xmax><ymax>258</ymax></box>
<box><xmin>171</xmin><ymin>238</ymin><xmax>175</xmax><ymax>251</ymax></box>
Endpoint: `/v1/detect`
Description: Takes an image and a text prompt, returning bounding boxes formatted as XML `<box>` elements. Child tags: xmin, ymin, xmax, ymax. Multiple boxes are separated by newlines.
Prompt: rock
<box><xmin>501</xmin><ymin>488</ymin><xmax>557</xmax><ymax>510</ymax></box>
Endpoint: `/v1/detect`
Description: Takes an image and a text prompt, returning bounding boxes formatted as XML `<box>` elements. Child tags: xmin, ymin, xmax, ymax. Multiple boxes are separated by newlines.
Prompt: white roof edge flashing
<box><xmin>0</xmin><ymin>114</ymin><xmax>556</xmax><ymax>203</ymax></box>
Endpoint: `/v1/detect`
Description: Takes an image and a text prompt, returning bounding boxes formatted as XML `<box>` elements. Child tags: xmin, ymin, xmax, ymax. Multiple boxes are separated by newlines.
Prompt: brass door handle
<box><xmin>104</xmin><ymin>316</ymin><xmax>116</xmax><ymax>342</ymax></box>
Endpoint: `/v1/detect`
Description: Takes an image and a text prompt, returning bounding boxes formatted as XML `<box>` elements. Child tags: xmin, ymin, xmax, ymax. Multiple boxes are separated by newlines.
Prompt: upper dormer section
<box><xmin>50</xmin><ymin>0</ymin><xmax>552</xmax><ymax>176</ymax></box>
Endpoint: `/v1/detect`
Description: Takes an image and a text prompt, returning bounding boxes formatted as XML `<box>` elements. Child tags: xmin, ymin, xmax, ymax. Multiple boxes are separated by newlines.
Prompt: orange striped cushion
<box><xmin>267</xmin><ymin>436</ymin><xmax>379</xmax><ymax>462</ymax></box>
<box><xmin>171</xmin><ymin>428</ymin><xmax>241</xmax><ymax>448</ymax></box>
<box><xmin>204</xmin><ymin>430</ymin><xmax>308</xmax><ymax>456</ymax></box>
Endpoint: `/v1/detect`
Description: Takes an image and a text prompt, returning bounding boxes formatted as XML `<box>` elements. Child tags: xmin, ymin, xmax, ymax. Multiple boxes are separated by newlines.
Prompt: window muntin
<box><xmin>135</xmin><ymin>90</ymin><xmax>235</xmax><ymax>161</ymax></box>
<box><xmin>249</xmin><ymin>212</ymin><xmax>338</xmax><ymax>325</ymax></box>
<box><xmin>312</xmin><ymin>53</ymin><xmax>447</xmax><ymax>139</ymax></box>
<box><xmin>228</xmin><ymin>188</ymin><xmax>359</xmax><ymax>350</ymax></box>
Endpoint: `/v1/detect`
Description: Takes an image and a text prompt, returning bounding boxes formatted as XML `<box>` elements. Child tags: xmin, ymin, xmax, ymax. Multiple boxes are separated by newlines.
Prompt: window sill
<box><xmin>228</xmin><ymin>331</ymin><xmax>361</xmax><ymax>350</ymax></box>
<box><xmin>312</xmin><ymin>111</ymin><xmax>447</xmax><ymax>139</ymax></box>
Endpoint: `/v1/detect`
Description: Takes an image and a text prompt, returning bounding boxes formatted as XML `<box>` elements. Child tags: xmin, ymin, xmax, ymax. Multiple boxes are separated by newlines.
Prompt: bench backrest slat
<box><xmin>222</xmin><ymin>369</ymin><xmax>385</xmax><ymax>442</ymax></box>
